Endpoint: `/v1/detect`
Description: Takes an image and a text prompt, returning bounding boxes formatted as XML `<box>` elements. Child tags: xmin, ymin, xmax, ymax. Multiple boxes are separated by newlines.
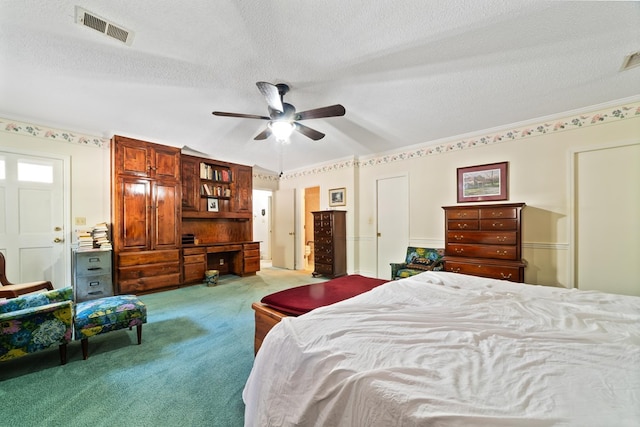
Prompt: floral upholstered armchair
<box><xmin>0</xmin><ymin>286</ymin><xmax>73</xmax><ymax>365</ymax></box>
<box><xmin>390</xmin><ymin>247</ymin><xmax>445</xmax><ymax>280</ymax></box>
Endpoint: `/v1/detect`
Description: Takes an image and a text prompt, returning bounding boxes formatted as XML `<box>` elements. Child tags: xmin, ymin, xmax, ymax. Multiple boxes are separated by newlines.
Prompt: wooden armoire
<box><xmin>111</xmin><ymin>135</ymin><xmax>182</xmax><ymax>294</ymax></box>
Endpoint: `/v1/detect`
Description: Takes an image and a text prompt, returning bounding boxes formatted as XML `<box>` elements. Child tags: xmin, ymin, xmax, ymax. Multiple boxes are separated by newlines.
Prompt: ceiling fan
<box><xmin>212</xmin><ymin>82</ymin><xmax>346</xmax><ymax>142</ymax></box>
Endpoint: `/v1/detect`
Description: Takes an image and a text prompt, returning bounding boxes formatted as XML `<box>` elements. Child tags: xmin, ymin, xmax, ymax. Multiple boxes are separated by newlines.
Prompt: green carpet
<box><xmin>0</xmin><ymin>266</ymin><xmax>324</xmax><ymax>427</ymax></box>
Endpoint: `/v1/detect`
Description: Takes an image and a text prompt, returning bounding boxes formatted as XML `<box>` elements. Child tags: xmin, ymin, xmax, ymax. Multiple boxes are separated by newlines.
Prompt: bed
<box><xmin>244</xmin><ymin>272</ymin><xmax>640</xmax><ymax>426</ymax></box>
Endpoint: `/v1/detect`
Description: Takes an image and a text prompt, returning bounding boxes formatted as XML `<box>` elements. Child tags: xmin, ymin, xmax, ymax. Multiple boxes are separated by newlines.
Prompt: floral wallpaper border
<box><xmin>3</xmin><ymin>99</ymin><xmax>639</xmax><ymax>181</ymax></box>
<box><xmin>0</xmin><ymin>118</ymin><xmax>109</xmax><ymax>148</ymax></box>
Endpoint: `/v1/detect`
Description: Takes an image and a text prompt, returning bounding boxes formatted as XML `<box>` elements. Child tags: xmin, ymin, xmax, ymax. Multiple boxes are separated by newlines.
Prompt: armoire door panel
<box><xmin>117</xmin><ymin>178</ymin><xmax>151</xmax><ymax>250</ymax></box>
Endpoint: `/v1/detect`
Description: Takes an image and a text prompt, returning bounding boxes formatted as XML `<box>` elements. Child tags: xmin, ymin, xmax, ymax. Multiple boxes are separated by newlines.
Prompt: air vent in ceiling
<box><xmin>620</xmin><ymin>51</ymin><xmax>640</xmax><ymax>71</ymax></box>
<box><xmin>75</xmin><ymin>6</ymin><xmax>134</xmax><ymax>46</ymax></box>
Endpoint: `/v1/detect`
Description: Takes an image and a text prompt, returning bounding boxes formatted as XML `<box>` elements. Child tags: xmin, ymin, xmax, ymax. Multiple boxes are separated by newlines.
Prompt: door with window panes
<box><xmin>0</xmin><ymin>150</ymin><xmax>67</xmax><ymax>287</ymax></box>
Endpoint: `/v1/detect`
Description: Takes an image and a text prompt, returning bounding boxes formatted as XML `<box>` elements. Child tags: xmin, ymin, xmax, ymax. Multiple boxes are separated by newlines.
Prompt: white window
<box><xmin>18</xmin><ymin>161</ymin><xmax>53</xmax><ymax>183</ymax></box>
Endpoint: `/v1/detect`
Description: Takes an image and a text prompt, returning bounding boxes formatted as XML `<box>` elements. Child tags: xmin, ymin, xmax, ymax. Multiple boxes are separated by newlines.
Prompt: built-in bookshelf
<box><xmin>200</xmin><ymin>162</ymin><xmax>232</xmax><ymax>201</ymax></box>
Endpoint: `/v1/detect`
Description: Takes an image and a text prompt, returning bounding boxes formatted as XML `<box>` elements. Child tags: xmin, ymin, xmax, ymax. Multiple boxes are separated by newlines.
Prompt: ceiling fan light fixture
<box><xmin>269</xmin><ymin>121</ymin><xmax>295</xmax><ymax>142</ymax></box>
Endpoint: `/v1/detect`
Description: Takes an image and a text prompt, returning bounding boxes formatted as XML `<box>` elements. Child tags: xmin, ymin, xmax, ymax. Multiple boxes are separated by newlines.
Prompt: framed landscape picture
<box><xmin>457</xmin><ymin>162</ymin><xmax>508</xmax><ymax>203</ymax></box>
<box><xmin>329</xmin><ymin>187</ymin><xmax>346</xmax><ymax>207</ymax></box>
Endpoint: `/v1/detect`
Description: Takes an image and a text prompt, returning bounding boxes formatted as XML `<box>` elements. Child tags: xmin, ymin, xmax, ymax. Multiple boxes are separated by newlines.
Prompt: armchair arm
<box><xmin>389</xmin><ymin>262</ymin><xmax>408</xmax><ymax>279</ymax></box>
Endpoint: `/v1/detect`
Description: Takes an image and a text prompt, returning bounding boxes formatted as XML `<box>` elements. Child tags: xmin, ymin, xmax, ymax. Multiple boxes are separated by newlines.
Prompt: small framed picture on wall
<box><xmin>329</xmin><ymin>187</ymin><xmax>346</xmax><ymax>207</ymax></box>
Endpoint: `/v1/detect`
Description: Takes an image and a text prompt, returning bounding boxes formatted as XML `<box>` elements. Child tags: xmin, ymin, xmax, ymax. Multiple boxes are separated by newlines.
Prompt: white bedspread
<box><xmin>243</xmin><ymin>272</ymin><xmax>640</xmax><ymax>426</ymax></box>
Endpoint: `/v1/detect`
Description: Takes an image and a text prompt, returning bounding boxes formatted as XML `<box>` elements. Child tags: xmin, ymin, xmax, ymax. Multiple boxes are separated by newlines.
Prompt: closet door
<box><xmin>575</xmin><ymin>142</ymin><xmax>640</xmax><ymax>296</ymax></box>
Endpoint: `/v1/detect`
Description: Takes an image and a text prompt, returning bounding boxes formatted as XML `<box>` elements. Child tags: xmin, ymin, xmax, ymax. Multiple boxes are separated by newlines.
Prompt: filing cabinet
<box><xmin>72</xmin><ymin>248</ymin><xmax>113</xmax><ymax>302</ymax></box>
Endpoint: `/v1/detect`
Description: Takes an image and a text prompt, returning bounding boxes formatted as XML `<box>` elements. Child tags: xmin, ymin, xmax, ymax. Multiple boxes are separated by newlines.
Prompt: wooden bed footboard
<box><xmin>252</xmin><ymin>302</ymin><xmax>293</xmax><ymax>354</ymax></box>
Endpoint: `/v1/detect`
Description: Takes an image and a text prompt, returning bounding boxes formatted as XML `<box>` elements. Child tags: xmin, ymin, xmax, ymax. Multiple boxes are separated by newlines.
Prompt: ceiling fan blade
<box><xmin>256</xmin><ymin>82</ymin><xmax>284</xmax><ymax>113</ymax></box>
<box><xmin>295</xmin><ymin>104</ymin><xmax>346</xmax><ymax>121</ymax></box>
<box><xmin>294</xmin><ymin>122</ymin><xmax>325</xmax><ymax>141</ymax></box>
<box><xmin>254</xmin><ymin>128</ymin><xmax>271</xmax><ymax>140</ymax></box>
<box><xmin>212</xmin><ymin>111</ymin><xmax>270</xmax><ymax>120</ymax></box>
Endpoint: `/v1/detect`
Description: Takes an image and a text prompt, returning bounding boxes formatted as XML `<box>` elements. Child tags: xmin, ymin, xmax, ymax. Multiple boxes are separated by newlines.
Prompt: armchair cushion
<box><xmin>0</xmin><ymin>287</ymin><xmax>73</xmax><ymax>363</ymax></box>
<box><xmin>391</xmin><ymin>247</ymin><xmax>444</xmax><ymax>279</ymax></box>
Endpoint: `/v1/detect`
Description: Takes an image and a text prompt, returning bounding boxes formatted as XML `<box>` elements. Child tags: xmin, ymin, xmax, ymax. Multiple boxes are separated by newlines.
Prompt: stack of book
<box><xmin>76</xmin><ymin>230</ymin><xmax>94</xmax><ymax>250</ymax></box>
<box><xmin>92</xmin><ymin>222</ymin><xmax>112</xmax><ymax>250</ymax></box>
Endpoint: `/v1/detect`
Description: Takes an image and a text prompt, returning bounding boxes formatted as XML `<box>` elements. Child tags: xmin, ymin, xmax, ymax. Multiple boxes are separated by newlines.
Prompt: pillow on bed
<box><xmin>407</xmin><ymin>257</ymin><xmax>435</xmax><ymax>270</ymax></box>
<box><xmin>261</xmin><ymin>274</ymin><xmax>388</xmax><ymax>315</ymax></box>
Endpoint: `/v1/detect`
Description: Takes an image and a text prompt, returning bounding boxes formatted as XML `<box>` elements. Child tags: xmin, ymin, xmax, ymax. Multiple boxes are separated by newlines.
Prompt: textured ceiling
<box><xmin>0</xmin><ymin>1</ymin><xmax>639</xmax><ymax>173</ymax></box>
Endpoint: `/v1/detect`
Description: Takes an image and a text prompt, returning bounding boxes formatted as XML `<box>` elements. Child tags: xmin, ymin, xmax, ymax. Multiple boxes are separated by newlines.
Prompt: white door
<box><xmin>575</xmin><ymin>142</ymin><xmax>640</xmax><ymax>296</ymax></box>
<box><xmin>377</xmin><ymin>175</ymin><xmax>409</xmax><ymax>279</ymax></box>
<box><xmin>0</xmin><ymin>150</ymin><xmax>68</xmax><ymax>286</ymax></box>
<box><xmin>272</xmin><ymin>188</ymin><xmax>295</xmax><ymax>269</ymax></box>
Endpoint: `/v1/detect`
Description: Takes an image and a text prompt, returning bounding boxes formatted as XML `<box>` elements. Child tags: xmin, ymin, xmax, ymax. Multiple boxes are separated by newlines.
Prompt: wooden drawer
<box><xmin>446</xmin><ymin>209</ymin><xmax>479</xmax><ymax>220</ymax></box>
<box><xmin>183</xmin><ymin>254</ymin><xmax>205</xmax><ymax>264</ymax></box>
<box><xmin>118</xmin><ymin>250</ymin><xmax>180</xmax><ymax>266</ymax></box>
<box><xmin>244</xmin><ymin>242</ymin><xmax>260</xmax><ymax>251</ymax></box>
<box><xmin>118</xmin><ymin>261</ymin><xmax>180</xmax><ymax>280</ymax></box>
<box><xmin>479</xmin><ymin>207</ymin><xmax>517</xmax><ymax>219</ymax></box>
<box><xmin>119</xmin><ymin>272</ymin><xmax>181</xmax><ymax>293</ymax></box>
<box><xmin>183</xmin><ymin>262</ymin><xmax>205</xmax><ymax>283</ymax></box>
<box><xmin>479</xmin><ymin>219</ymin><xmax>518</xmax><ymax>231</ymax></box>
<box><xmin>315</xmin><ymin>253</ymin><xmax>335</xmax><ymax>264</ymax></box>
<box><xmin>183</xmin><ymin>247</ymin><xmax>206</xmax><ymax>256</ymax></box>
<box><xmin>447</xmin><ymin>219</ymin><xmax>479</xmax><ymax>230</ymax></box>
<box><xmin>314</xmin><ymin>263</ymin><xmax>334</xmax><ymax>275</ymax></box>
<box><xmin>244</xmin><ymin>257</ymin><xmax>260</xmax><ymax>274</ymax></box>
<box><xmin>447</xmin><ymin>231</ymin><xmax>517</xmax><ymax>245</ymax></box>
<box><xmin>446</xmin><ymin>243</ymin><xmax>517</xmax><ymax>260</ymax></box>
<box><xmin>244</xmin><ymin>249</ymin><xmax>260</xmax><ymax>258</ymax></box>
<box><xmin>444</xmin><ymin>260</ymin><xmax>524</xmax><ymax>282</ymax></box>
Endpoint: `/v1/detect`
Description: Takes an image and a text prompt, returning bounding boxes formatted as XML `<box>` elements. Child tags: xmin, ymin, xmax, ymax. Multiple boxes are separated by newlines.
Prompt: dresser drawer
<box><xmin>315</xmin><ymin>253</ymin><xmax>335</xmax><ymax>264</ymax></box>
<box><xmin>479</xmin><ymin>207</ymin><xmax>517</xmax><ymax>219</ymax></box>
<box><xmin>479</xmin><ymin>219</ymin><xmax>518</xmax><ymax>231</ymax></box>
<box><xmin>446</xmin><ymin>244</ymin><xmax>518</xmax><ymax>260</ymax></box>
<box><xmin>446</xmin><ymin>209</ymin><xmax>479</xmax><ymax>220</ymax></box>
<box><xmin>444</xmin><ymin>260</ymin><xmax>523</xmax><ymax>282</ymax></box>
<box><xmin>244</xmin><ymin>257</ymin><xmax>260</xmax><ymax>274</ymax></box>
<box><xmin>447</xmin><ymin>220</ymin><xmax>479</xmax><ymax>230</ymax></box>
<box><xmin>447</xmin><ymin>231</ymin><xmax>517</xmax><ymax>245</ymax></box>
<box><xmin>314</xmin><ymin>263</ymin><xmax>334</xmax><ymax>275</ymax></box>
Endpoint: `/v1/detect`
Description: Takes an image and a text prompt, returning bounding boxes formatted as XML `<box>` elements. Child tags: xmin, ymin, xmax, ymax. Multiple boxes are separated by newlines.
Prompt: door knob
<box><xmin>53</xmin><ymin>237</ymin><xmax>64</xmax><ymax>243</ymax></box>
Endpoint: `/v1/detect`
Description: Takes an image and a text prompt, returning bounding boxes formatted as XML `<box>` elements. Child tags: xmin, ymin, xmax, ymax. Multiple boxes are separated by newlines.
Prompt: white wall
<box><xmin>280</xmin><ymin>100</ymin><xmax>640</xmax><ymax>289</ymax></box>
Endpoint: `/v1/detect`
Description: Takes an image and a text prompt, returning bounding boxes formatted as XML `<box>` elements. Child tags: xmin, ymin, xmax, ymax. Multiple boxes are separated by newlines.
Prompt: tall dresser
<box><xmin>442</xmin><ymin>203</ymin><xmax>526</xmax><ymax>282</ymax></box>
<box><xmin>312</xmin><ymin>210</ymin><xmax>347</xmax><ymax>278</ymax></box>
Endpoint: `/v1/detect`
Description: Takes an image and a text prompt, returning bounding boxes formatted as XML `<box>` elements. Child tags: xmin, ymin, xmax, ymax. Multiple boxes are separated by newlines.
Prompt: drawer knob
<box><xmin>454</xmin><ymin>234</ymin><xmax>464</xmax><ymax>240</ymax></box>
<box><xmin>500</xmin><ymin>273</ymin><xmax>513</xmax><ymax>279</ymax></box>
<box><xmin>496</xmin><ymin>250</ymin><xmax>508</xmax><ymax>256</ymax></box>
<box><xmin>492</xmin><ymin>222</ymin><xmax>503</xmax><ymax>228</ymax></box>
<box><xmin>455</xmin><ymin>248</ymin><xmax>464</xmax><ymax>254</ymax></box>
<box><xmin>496</xmin><ymin>236</ymin><xmax>506</xmax><ymax>242</ymax></box>
<box><xmin>491</xmin><ymin>212</ymin><xmax>504</xmax><ymax>217</ymax></box>
<box><xmin>457</xmin><ymin>223</ymin><xmax>468</xmax><ymax>229</ymax></box>
<box><xmin>450</xmin><ymin>268</ymin><xmax>461</xmax><ymax>273</ymax></box>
